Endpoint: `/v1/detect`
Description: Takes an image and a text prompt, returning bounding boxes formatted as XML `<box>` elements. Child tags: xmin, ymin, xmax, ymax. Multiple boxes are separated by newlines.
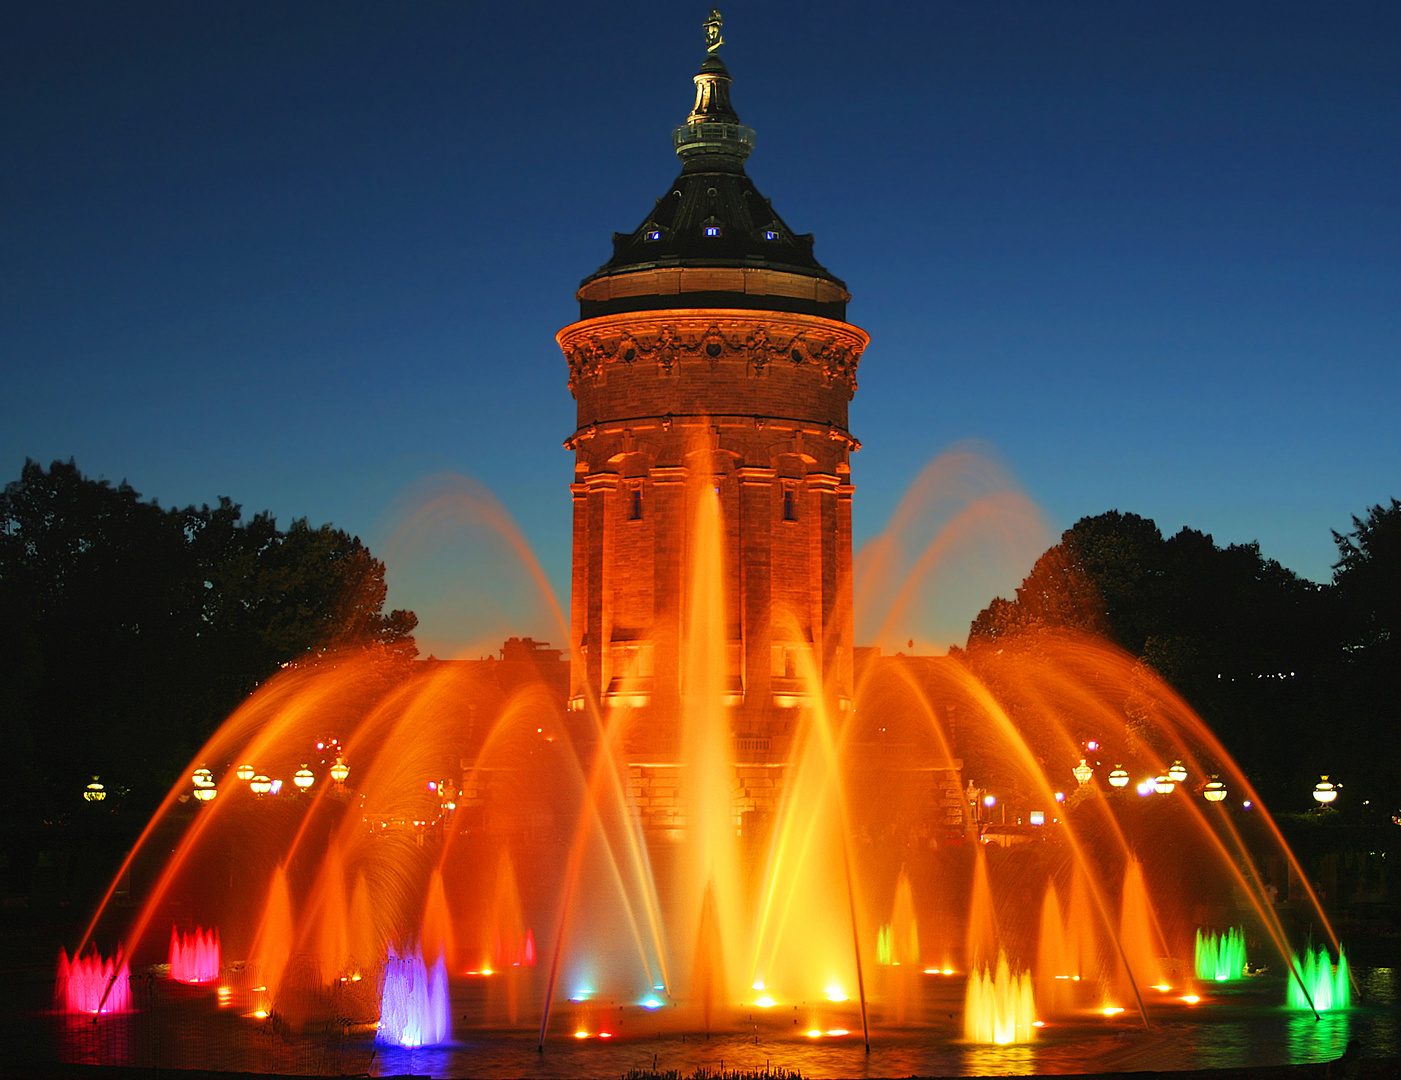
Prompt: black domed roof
<box><xmin>577</xmin><ymin>32</ymin><xmax>847</xmax><ymax>320</ymax></box>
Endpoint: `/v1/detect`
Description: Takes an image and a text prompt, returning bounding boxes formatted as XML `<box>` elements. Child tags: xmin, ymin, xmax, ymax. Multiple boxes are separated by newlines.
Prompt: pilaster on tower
<box><xmin>559</xmin><ymin>11</ymin><xmax>868</xmax><ymax>764</ymax></box>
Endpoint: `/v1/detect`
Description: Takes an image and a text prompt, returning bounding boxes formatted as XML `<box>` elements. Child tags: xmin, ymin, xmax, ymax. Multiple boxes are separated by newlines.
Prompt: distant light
<box><xmin>751</xmin><ymin>979</ymin><xmax>766</xmax><ymax>990</ymax></box>
<box><xmin>1242</xmin><ymin>800</ymin><xmax>1253</xmax><ymax>809</ymax></box>
<box><xmin>1086</xmin><ymin>740</ymin><xmax>1099</xmax><ymax>751</ymax></box>
<box><xmin>704</xmin><ymin>225</ymin><xmax>720</xmax><ymax>237</ymax></box>
<box><xmin>1313</xmin><ymin>776</ymin><xmax>1338</xmax><ymax>805</ymax></box>
<box><xmin>807</xmin><ymin>1029</ymin><xmax>822</xmax><ymax>1037</ymax></box>
<box><xmin>825</xmin><ymin>985</ymin><xmax>847</xmax><ymax>1001</ymax></box>
<box><xmin>1054</xmin><ymin>791</ymin><xmax>1065</xmax><ymax>802</ymax></box>
<box><xmin>1029</xmin><ymin>811</ymin><xmax>1045</xmax><ymax>825</ymax></box>
<box><xmin>574</xmin><ymin>1030</ymin><xmax>589</xmax><ymax>1039</ymax></box>
<box><xmin>1181</xmin><ymin>995</ymin><xmax>1201</xmax><ymax>1003</ymax></box>
<box><xmin>755</xmin><ymin>995</ymin><xmax>775</xmax><ymax>1007</ymax></box>
<box><xmin>428</xmin><ymin>781</ymin><xmax>437</xmax><ymax>792</ymax></box>
<box><xmin>645</xmin><ymin>229</ymin><xmax>661</xmax><ymax>241</ymax></box>
<box><xmin>1152</xmin><ymin>984</ymin><xmax>1171</xmax><ymax>992</ymax></box>
<box><xmin>1137</xmin><ymin>779</ymin><xmax>1156</xmax><ymax>797</ymax></box>
<box><xmin>269</xmin><ymin>779</ymin><xmax>283</xmax><ymax>795</ymax></box>
<box><xmin>764</xmin><ymin>230</ymin><xmax>779</xmax><ymax>240</ymax></box>
<box><xmin>641</xmin><ymin>997</ymin><xmax>663</xmax><ymax>1010</ymax></box>
<box><xmin>983</xmin><ymin>795</ymin><xmax>996</xmax><ymax>808</ymax></box>
<box><xmin>1032</xmin><ymin>1020</ymin><xmax>1045</xmax><ymax>1027</ymax></box>
<box><xmin>1101</xmin><ymin>1006</ymin><xmax>1124</xmax><ymax>1016</ymax></box>
<box><xmin>826</xmin><ymin>1028</ymin><xmax>849</xmax><ymax>1036</ymax></box>
<box><xmin>598</xmin><ymin>1032</ymin><xmax>613</xmax><ymax>1039</ymax></box>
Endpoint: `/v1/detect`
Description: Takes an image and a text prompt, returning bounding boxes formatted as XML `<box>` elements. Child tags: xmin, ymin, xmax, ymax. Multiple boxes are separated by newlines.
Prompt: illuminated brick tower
<box><xmin>558</xmin><ymin>12</ymin><xmax>868</xmax><ymax>767</ymax></box>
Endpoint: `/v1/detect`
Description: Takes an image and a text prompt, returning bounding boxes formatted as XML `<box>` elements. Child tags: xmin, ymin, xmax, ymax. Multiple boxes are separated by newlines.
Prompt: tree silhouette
<box><xmin>0</xmin><ymin>459</ymin><xmax>417</xmax><ymax>818</ymax></box>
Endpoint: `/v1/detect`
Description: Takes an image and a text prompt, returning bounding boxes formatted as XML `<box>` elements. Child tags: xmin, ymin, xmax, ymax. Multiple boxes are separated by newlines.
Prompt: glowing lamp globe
<box><xmin>192</xmin><ymin>766</ymin><xmax>214</xmax><ymax>789</ymax></box>
<box><xmin>1168</xmin><ymin>760</ymin><xmax>1188</xmax><ymax>784</ymax></box>
<box><xmin>250</xmin><ymin>774</ymin><xmax>273</xmax><ymax>796</ymax></box>
<box><xmin>1312</xmin><ymin>776</ymin><xmax>1338</xmax><ymax>805</ymax></box>
<box><xmin>1073</xmin><ymin>759</ymin><xmax>1094</xmax><ymax>786</ymax></box>
<box><xmin>1203</xmin><ymin>777</ymin><xmax>1227</xmax><ymax>802</ymax></box>
<box><xmin>235</xmin><ymin>764</ymin><xmax>255</xmax><ymax>782</ymax></box>
<box><xmin>83</xmin><ymin>778</ymin><xmax>106</xmax><ymax>803</ymax></box>
<box><xmin>329</xmin><ymin>758</ymin><xmax>349</xmax><ymax>784</ymax></box>
<box><xmin>1154</xmin><ymin>774</ymin><xmax>1176</xmax><ymax>794</ymax></box>
<box><xmin>293</xmin><ymin>766</ymin><xmax>315</xmax><ymax>790</ymax></box>
<box><xmin>192</xmin><ymin>784</ymin><xmax>217</xmax><ymax>802</ymax></box>
<box><xmin>1108</xmin><ymin>766</ymin><xmax>1130</xmax><ymax>788</ymax></box>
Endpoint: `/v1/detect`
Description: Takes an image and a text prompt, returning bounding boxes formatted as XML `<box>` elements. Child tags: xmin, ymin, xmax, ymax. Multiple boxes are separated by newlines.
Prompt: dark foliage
<box><xmin>966</xmin><ymin>507</ymin><xmax>1396</xmax><ymax>812</ymax></box>
<box><xmin>0</xmin><ymin>459</ymin><xmax>417</xmax><ymax>821</ymax></box>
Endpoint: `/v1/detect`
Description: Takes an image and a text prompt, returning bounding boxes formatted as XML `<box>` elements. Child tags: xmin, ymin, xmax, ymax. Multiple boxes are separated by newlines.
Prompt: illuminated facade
<box><xmin>558</xmin><ymin>16</ymin><xmax>868</xmax><ymax>765</ymax></box>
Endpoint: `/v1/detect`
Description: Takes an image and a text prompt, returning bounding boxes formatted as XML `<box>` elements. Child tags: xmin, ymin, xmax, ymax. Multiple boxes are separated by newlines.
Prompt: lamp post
<box><xmin>1155</xmin><ymin>773</ymin><xmax>1176</xmax><ymax>794</ymax></box>
<box><xmin>1312</xmin><ymin>776</ymin><xmax>1338</xmax><ymax>806</ymax></box>
<box><xmin>1203</xmin><ymin>777</ymin><xmax>1227</xmax><ymax>802</ymax></box>
<box><xmin>1167</xmin><ymin>760</ymin><xmax>1187</xmax><ymax>784</ymax></box>
<box><xmin>83</xmin><ymin>777</ymin><xmax>106</xmax><ymax>803</ymax></box>
<box><xmin>235</xmin><ymin>764</ymin><xmax>255</xmax><ymax>782</ymax></box>
<box><xmin>293</xmin><ymin>766</ymin><xmax>315</xmax><ymax>791</ymax></box>
<box><xmin>1073</xmin><ymin>759</ymin><xmax>1094</xmax><ymax>787</ymax></box>
<box><xmin>1108</xmin><ymin>766</ymin><xmax>1130</xmax><ymax>789</ymax></box>
<box><xmin>250</xmin><ymin>774</ymin><xmax>273</xmax><ymax>796</ymax></box>
<box><xmin>329</xmin><ymin>758</ymin><xmax>349</xmax><ymax>785</ymax></box>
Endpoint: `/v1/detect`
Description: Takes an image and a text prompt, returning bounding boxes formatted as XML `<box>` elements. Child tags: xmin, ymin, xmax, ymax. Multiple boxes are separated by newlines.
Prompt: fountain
<box><xmin>49</xmin><ymin>451</ymin><xmax>1367</xmax><ymax>1078</ymax></box>
<box><xmin>56</xmin><ymin>948</ymin><xmax>131</xmax><ymax>1014</ymax></box>
<box><xmin>1195</xmin><ymin>927</ymin><xmax>1247</xmax><ymax>983</ymax></box>
<box><xmin>39</xmin><ymin>10</ymin><xmax>1369</xmax><ymax>1069</ymax></box>
<box><xmin>169</xmin><ymin>926</ymin><xmax>221</xmax><ymax>984</ymax></box>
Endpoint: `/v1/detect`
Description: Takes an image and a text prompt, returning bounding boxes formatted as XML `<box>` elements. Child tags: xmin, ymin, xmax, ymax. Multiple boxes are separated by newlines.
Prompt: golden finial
<box><xmin>704</xmin><ymin>9</ymin><xmax>724</xmax><ymax>53</ymax></box>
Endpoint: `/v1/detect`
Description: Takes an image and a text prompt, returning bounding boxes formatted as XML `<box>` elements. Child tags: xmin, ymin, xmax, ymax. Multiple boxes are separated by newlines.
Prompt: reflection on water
<box><xmin>22</xmin><ymin>965</ymin><xmax>1399</xmax><ymax>1079</ymax></box>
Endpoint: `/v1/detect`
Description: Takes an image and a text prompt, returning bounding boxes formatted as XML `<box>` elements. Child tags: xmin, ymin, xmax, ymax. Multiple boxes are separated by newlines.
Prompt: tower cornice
<box><xmin>558</xmin><ymin>309</ymin><xmax>868</xmax><ymax>398</ymax></box>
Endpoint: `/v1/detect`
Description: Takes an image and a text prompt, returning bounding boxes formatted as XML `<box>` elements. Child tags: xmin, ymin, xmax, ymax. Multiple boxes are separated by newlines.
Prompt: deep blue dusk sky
<box><xmin>5</xmin><ymin>2</ymin><xmax>1398</xmax><ymax>656</ymax></box>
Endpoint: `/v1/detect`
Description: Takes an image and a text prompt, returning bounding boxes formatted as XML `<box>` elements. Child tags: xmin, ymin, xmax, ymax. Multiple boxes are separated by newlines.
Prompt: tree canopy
<box><xmin>963</xmin><ymin>507</ymin><xmax>1396</xmax><ymax>811</ymax></box>
<box><xmin>0</xmin><ymin>459</ymin><xmax>416</xmax><ymax>816</ymax></box>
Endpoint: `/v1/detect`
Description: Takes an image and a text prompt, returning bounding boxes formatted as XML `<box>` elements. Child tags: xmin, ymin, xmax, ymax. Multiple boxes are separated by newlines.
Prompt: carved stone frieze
<box><xmin>558</xmin><ymin>310</ymin><xmax>869</xmax><ymax>394</ymax></box>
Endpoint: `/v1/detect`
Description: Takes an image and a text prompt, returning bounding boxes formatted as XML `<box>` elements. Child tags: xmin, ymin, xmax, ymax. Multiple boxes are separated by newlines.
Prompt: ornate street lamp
<box><xmin>1312</xmin><ymin>776</ymin><xmax>1338</xmax><ymax>805</ymax></box>
<box><xmin>1073</xmin><ymin>759</ymin><xmax>1094</xmax><ymax>786</ymax></box>
<box><xmin>329</xmin><ymin>758</ymin><xmax>349</xmax><ymax>785</ymax></box>
<box><xmin>250</xmin><ymin>774</ymin><xmax>273</xmax><ymax>796</ymax></box>
<box><xmin>84</xmin><ymin>778</ymin><xmax>106</xmax><ymax>803</ymax></box>
<box><xmin>1167</xmin><ymin>760</ymin><xmax>1187</xmax><ymax>784</ymax></box>
<box><xmin>1154</xmin><ymin>773</ymin><xmax>1176</xmax><ymax>794</ymax></box>
<box><xmin>192</xmin><ymin>766</ymin><xmax>214</xmax><ymax>789</ymax></box>
<box><xmin>1108</xmin><ymin>766</ymin><xmax>1130</xmax><ymax>789</ymax></box>
<box><xmin>192</xmin><ymin>784</ymin><xmax>217</xmax><ymax>802</ymax></box>
<box><xmin>1203</xmin><ymin>777</ymin><xmax>1228</xmax><ymax>802</ymax></box>
<box><xmin>235</xmin><ymin>764</ymin><xmax>255</xmax><ymax>782</ymax></box>
<box><xmin>293</xmin><ymin>766</ymin><xmax>315</xmax><ymax>790</ymax></box>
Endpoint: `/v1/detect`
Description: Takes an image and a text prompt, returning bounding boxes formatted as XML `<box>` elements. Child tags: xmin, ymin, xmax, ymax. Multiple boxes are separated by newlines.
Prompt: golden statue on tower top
<box><xmin>704</xmin><ymin>9</ymin><xmax>723</xmax><ymax>53</ymax></box>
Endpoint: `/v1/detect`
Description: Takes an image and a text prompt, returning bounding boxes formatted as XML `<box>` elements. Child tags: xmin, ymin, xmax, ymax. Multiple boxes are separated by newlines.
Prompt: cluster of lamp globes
<box><xmin>1077</xmin><ymin>757</ymin><xmax>1340</xmax><ymax>808</ymax></box>
<box><xmin>179</xmin><ymin>758</ymin><xmax>351</xmax><ymax>802</ymax></box>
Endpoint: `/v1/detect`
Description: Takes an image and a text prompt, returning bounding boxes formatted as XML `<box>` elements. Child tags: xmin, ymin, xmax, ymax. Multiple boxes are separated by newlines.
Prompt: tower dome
<box><xmin>577</xmin><ymin>13</ymin><xmax>849</xmax><ymax>321</ymax></box>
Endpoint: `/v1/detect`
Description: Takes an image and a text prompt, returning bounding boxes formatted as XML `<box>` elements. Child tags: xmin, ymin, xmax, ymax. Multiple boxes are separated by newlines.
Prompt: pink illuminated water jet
<box><xmin>56</xmin><ymin>949</ymin><xmax>132</xmax><ymax>1014</ymax></box>
<box><xmin>169</xmin><ymin>926</ymin><xmax>221</xmax><ymax>984</ymax></box>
